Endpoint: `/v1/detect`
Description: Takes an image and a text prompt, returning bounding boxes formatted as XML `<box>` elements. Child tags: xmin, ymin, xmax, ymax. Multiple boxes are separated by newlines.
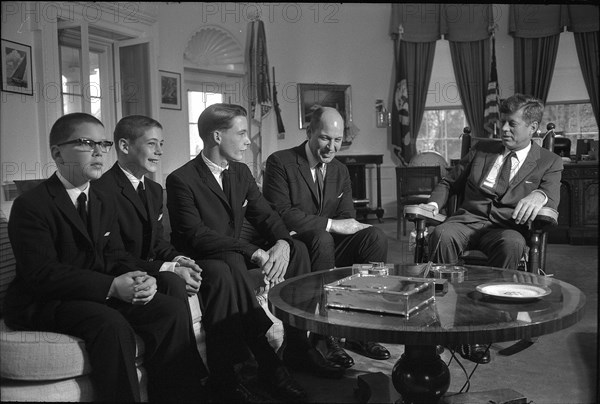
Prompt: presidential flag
<box><xmin>391</xmin><ymin>29</ymin><xmax>411</xmax><ymax>166</ymax></box>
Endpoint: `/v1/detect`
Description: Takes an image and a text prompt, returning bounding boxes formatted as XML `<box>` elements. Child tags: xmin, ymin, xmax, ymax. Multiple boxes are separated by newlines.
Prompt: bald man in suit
<box><xmin>263</xmin><ymin>106</ymin><xmax>391</xmax><ymax>369</ymax></box>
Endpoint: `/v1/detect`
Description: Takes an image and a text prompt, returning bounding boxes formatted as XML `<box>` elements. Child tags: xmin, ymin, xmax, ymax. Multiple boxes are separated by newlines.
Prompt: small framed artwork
<box><xmin>1</xmin><ymin>39</ymin><xmax>33</xmax><ymax>96</ymax></box>
<box><xmin>159</xmin><ymin>70</ymin><xmax>181</xmax><ymax>110</ymax></box>
<box><xmin>297</xmin><ymin>83</ymin><xmax>352</xmax><ymax>129</ymax></box>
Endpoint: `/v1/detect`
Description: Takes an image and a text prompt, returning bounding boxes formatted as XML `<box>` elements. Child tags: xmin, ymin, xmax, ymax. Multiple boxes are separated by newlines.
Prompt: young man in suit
<box><xmin>166</xmin><ymin>104</ymin><xmax>325</xmax><ymax>400</ymax></box>
<box><xmin>425</xmin><ymin>93</ymin><xmax>563</xmax><ymax>363</ymax></box>
<box><xmin>4</xmin><ymin>113</ymin><xmax>206</xmax><ymax>402</ymax></box>
<box><xmin>263</xmin><ymin>106</ymin><xmax>391</xmax><ymax>368</ymax></box>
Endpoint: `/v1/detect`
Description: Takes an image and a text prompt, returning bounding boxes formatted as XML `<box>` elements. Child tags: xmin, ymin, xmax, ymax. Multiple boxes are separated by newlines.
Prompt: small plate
<box><xmin>476</xmin><ymin>282</ymin><xmax>551</xmax><ymax>301</ymax></box>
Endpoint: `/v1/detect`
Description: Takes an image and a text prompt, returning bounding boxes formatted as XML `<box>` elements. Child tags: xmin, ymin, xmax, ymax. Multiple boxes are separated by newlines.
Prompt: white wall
<box><xmin>1</xmin><ymin>1</ymin><xmax>42</xmax><ymax>214</ymax></box>
<box><xmin>1</xmin><ymin>2</ymin><xmax>592</xmax><ymax>218</ymax></box>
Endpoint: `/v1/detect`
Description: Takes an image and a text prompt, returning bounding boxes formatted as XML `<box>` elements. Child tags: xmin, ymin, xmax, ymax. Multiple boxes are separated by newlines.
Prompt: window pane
<box><xmin>89</xmin><ymin>52</ymin><xmax>101</xmax><ymax>98</ymax></box>
<box><xmin>188</xmin><ymin>90</ymin><xmax>223</xmax><ymax>159</ymax></box>
<box><xmin>60</xmin><ymin>45</ymin><xmax>82</xmax><ymax>96</ymax></box>
<box><xmin>417</xmin><ymin>109</ymin><xmax>465</xmax><ymax>162</ymax></box>
<box><xmin>63</xmin><ymin>94</ymin><xmax>83</xmax><ymax>115</ymax></box>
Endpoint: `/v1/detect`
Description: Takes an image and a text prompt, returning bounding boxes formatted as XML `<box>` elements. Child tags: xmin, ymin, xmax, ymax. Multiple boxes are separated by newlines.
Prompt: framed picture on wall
<box><xmin>159</xmin><ymin>70</ymin><xmax>181</xmax><ymax>110</ymax></box>
<box><xmin>297</xmin><ymin>83</ymin><xmax>352</xmax><ymax>129</ymax></box>
<box><xmin>1</xmin><ymin>39</ymin><xmax>33</xmax><ymax>96</ymax></box>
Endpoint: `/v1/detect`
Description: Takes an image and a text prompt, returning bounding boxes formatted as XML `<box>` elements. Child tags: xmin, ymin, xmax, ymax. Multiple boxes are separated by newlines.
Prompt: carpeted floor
<box><xmin>285</xmin><ymin>218</ymin><xmax>599</xmax><ymax>404</ymax></box>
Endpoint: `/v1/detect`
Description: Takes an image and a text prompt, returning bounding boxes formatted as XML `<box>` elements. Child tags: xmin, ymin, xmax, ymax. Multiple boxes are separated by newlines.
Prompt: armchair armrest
<box><xmin>404</xmin><ymin>204</ymin><xmax>447</xmax><ymax>226</ymax></box>
<box><xmin>532</xmin><ymin>207</ymin><xmax>558</xmax><ymax>229</ymax></box>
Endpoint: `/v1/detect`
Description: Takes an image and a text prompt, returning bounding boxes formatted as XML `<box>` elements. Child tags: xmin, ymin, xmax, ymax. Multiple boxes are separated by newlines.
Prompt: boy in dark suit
<box><xmin>263</xmin><ymin>106</ymin><xmax>390</xmax><ymax>368</ymax></box>
<box><xmin>166</xmin><ymin>104</ymin><xmax>315</xmax><ymax>400</ymax></box>
<box><xmin>4</xmin><ymin>113</ymin><xmax>206</xmax><ymax>402</ymax></box>
<box><xmin>94</xmin><ymin>115</ymin><xmax>205</xmax><ymax>297</ymax></box>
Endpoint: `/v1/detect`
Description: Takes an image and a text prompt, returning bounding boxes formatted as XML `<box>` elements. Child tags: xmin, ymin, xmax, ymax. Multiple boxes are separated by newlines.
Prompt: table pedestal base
<box><xmin>392</xmin><ymin>345</ymin><xmax>450</xmax><ymax>403</ymax></box>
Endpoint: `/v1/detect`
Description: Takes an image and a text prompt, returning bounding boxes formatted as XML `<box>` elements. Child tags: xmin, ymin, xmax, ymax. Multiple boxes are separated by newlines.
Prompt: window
<box><xmin>58</xmin><ymin>24</ymin><xmax>112</xmax><ymax>122</ymax></box>
<box><xmin>188</xmin><ymin>91</ymin><xmax>223</xmax><ymax>160</ymax></box>
<box><xmin>544</xmin><ymin>102</ymin><xmax>599</xmax><ymax>156</ymax></box>
<box><xmin>417</xmin><ymin>108</ymin><xmax>467</xmax><ymax>162</ymax></box>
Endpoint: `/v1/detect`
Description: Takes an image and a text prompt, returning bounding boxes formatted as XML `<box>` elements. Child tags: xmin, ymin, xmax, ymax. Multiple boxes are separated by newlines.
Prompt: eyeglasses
<box><xmin>55</xmin><ymin>138</ymin><xmax>114</xmax><ymax>153</ymax></box>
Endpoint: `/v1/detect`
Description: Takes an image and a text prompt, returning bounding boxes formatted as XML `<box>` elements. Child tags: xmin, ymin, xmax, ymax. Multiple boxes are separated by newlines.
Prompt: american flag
<box><xmin>483</xmin><ymin>33</ymin><xmax>500</xmax><ymax>138</ymax></box>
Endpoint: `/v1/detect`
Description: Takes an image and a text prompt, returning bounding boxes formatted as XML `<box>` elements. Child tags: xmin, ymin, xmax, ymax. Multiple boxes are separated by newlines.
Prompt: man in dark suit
<box><xmin>167</xmin><ymin>104</ymin><xmax>340</xmax><ymax>399</ymax></box>
<box><xmin>4</xmin><ymin>113</ymin><xmax>206</xmax><ymax>402</ymax></box>
<box><xmin>425</xmin><ymin>93</ymin><xmax>563</xmax><ymax>363</ymax></box>
<box><xmin>263</xmin><ymin>106</ymin><xmax>391</xmax><ymax>368</ymax></box>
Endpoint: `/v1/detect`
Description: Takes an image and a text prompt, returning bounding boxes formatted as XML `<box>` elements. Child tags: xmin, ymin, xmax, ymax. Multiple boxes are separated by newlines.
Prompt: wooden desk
<box><xmin>269</xmin><ymin>265</ymin><xmax>585</xmax><ymax>403</ymax></box>
<box><xmin>550</xmin><ymin>161</ymin><xmax>598</xmax><ymax>245</ymax></box>
<box><xmin>335</xmin><ymin>154</ymin><xmax>384</xmax><ymax>222</ymax></box>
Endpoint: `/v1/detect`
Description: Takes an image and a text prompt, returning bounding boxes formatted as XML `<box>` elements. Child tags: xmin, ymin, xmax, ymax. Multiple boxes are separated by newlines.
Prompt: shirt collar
<box><xmin>505</xmin><ymin>142</ymin><xmax>531</xmax><ymax>161</ymax></box>
<box><xmin>201</xmin><ymin>151</ymin><xmax>229</xmax><ymax>176</ymax></box>
<box><xmin>56</xmin><ymin>170</ymin><xmax>89</xmax><ymax>207</ymax></box>
<box><xmin>305</xmin><ymin>142</ymin><xmax>321</xmax><ymax>169</ymax></box>
<box><xmin>117</xmin><ymin>163</ymin><xmax>144</xmax><ymax>190</ymax></box>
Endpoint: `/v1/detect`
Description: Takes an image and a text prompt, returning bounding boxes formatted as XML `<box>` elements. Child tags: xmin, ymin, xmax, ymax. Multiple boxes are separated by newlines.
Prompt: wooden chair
<box><xmin>395</xmin><ymin>165</ymin><xmax>442</xmax><ymax>239</ymax></box>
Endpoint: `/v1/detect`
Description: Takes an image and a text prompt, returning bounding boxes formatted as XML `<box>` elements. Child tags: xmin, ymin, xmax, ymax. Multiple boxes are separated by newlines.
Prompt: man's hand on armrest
<box><xmin>330</xmin><ymin>218</ymin><xmax>371</xmax><ymax>235</ymax></box>
<box><xmin>513</xmin><ymin>191</ymin><xmax>547</xmax><ymax>225</ymax></box>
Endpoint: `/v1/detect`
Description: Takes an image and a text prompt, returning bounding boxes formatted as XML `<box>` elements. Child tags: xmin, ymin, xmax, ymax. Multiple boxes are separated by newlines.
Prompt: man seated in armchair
<box><xmin>424</xmin><ymin>94</ymin><xmax>563</xmax><ymax>364</ymax></box>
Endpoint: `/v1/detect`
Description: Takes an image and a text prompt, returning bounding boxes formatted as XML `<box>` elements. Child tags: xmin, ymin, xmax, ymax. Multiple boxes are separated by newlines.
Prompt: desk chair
<box><xmin>395</xmin><ymin>166</ymin><xmax>442</xmax><ymax>239</ymax></box>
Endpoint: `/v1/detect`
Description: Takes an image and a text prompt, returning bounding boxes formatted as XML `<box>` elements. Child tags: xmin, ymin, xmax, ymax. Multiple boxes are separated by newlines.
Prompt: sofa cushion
<box><xmin>0</xmin><ymin>319</ymin><xmax>145</xmax><ymax>381</ymax></box>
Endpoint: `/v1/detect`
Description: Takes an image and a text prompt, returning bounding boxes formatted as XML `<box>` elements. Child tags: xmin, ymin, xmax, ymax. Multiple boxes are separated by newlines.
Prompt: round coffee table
<box><xmin>268</xmin><ymin>264</ymin><xmax>586</xmax><ymax>403</ymax></box>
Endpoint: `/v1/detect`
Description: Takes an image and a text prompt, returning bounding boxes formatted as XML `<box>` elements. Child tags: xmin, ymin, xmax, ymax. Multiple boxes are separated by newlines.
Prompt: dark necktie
<box><xmin>222</xmin><ymin>169</ymin><xmax>231</xmax><ymax>203</ymax></box>
<box><xmin>315</xmin><ymin>163</ymin><xmax>324</xmax><ymax>206</ymax></box>
<box><xmin>77</xmin><ymin>192</ymin><xmax>89</xmax><ymax>234</ymax></box>
<box><xmin>137</xmin><ymin>182</ymin><xmax>148</xmax><ymax>213</ymax></box>
<box><xmin>495</xmin><ymin>151</ymin><xmax>516</xmax><ymax>196</ymax></box>
<box><xmin>137</xmin><ymin>182</ymin><xmax>152</xmax><ymax>258</ymax></box>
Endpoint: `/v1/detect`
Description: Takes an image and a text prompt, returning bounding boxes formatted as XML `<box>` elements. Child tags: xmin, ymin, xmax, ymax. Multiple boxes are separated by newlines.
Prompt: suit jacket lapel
<box><xmin>112</xmin><ymin>164</ymin><xmax>148</xmax><ymax>221</ymax></box>
<box><xmin>47</xmin><ymin>174</ymin><xmax>92</xmax><ymax>241</ymax></box>
<box><xmin>510</xmin><ymin>142</ymin><xmax>540</xmax><ymax>189</ymax></box>
<box><xmin>194</xmin><ymin>155</ymin><xmax>232</xmax><ymax>212</ymax></box>
<box><xmin>295</xmin><ymin>145</ymin><xmax>320</xmax><ymax>206</ymax></box>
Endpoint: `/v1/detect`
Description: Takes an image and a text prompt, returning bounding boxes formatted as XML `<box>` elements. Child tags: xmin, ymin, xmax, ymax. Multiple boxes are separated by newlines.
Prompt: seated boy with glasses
<box><xmin>4</xmin><ymin>113</ymin><xmax>208</xmax><ymax>402</ymax></box>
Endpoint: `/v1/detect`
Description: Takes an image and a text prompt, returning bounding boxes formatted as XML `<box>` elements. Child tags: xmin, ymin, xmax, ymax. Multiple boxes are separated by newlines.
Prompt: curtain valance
<box><xmin>389</xmin><ymin>4</ymin><xmax>492</xmax><ymax>42</ymax></box>
<box><xmin>509</xmin><ymin>5</ymin><xmax>599</xmax><ymax>38</ymax></box>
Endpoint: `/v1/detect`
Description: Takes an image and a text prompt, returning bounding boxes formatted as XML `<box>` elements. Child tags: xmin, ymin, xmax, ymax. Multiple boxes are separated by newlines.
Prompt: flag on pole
<box><xmin>483</xmin><ymin>31</ymin><xmax>500</xmax><ymax>138</ymax></box>
<box><xmin>248</xmin><ymin>18</ymin><xmax>280</xmax><ymax>179</ymax></box>
<box><xmin>391</xmin><ymin>25</ymin><xmax>411</xmax><ymax>166</ymax></box>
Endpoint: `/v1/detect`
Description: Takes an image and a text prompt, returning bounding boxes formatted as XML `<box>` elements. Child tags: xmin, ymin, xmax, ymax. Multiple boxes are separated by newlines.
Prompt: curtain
<box><xmin>574</xmin><ymin>31</ymin><xmax>599</xmax><ymax>126</ymax></box>
<box><xmin>509</xmin><ymin>5</ymin><xmax>563</xmax><ymax>102</ymax></box>
<box><xmin>513</xmin><ymin>35</ymin><xmax>560</xmax><ymax>103</ymax></box>
<box><xmin>449</xmin><ymin>39</ymin><xmax>490</xmax><ymax>138</ymax></box>
<box><xmin>398</xmin><ymin>40</ymin><xmax>436</xmax><ymax>164</ymax></box>
<box><xmin>568</xmin><ymin>5</ymin><xmax>599</xmax><ymax>126</ymax></box>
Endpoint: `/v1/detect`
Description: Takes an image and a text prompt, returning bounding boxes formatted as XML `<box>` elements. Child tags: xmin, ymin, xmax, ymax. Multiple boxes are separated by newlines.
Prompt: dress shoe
<box><xmin>258</xmin><ymin>365</ymin><xmax>307</xmax><ymax>402</ymax></box>
<box><xmin>207</xmin><ymin>379</ymin><xmax>268</xmax><ymax>403</ymax></box>
<box><xmin>458</xmin><ymin>344</ymin><xmax>491</xmax><ymax>364</ymax></box>
<box><xmin>345</xmin><ymin>340</ymin><xmax>391</xmax><ymax>360</ymax></box>
<box><xmin>280</xmin><ymin>345</ymin><xmax>345</xmax><ymax>379</ymax></box>
<box><xmin>436</xmin><ymin>345</ymin><xmax>445</xmax><ymax>355</ymax></box>
<box><xmin>310</xmin><ymin>334</ymin><xmax>355</xmax><ymax>368</ymax></box>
